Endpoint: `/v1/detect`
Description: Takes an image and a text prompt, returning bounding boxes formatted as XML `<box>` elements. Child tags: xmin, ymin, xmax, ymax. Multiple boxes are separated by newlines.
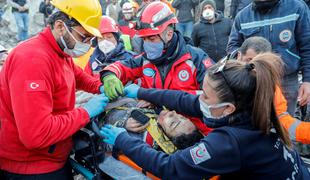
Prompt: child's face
<box><xmin>158</xmin><ymin>110</ymin><xmax>196</xmax><ymax>138</ymax></box>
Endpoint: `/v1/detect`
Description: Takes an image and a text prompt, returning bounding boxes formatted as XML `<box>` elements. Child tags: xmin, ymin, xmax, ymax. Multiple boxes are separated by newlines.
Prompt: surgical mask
<box><xmin>143</xmin><ymin>41</ymin><xmax>164</xmax><ymax>60</ymax></box>
<box><xmin>252</xmin><ymin>0</ymin><xmax>279</xmax><ymax>13</ymax></box>
<box><xmin>124</xmin><ymin>13</ymin><xmax>133</xmax><ymax>20</ymax></box>
<box><xmin>98</xmin><ymin>40</ymin><xmax>116</xmax><ymax>54</ymax></box>
<box><xmin>202</xmin><ymin>9</ymin><xmax>215</xmax><ymax>20</ymax></box>
<box><xmin>199</xmin><ymin>98</ymin><xmax>231</xmax><ymax>119</ymax></box>
<box><xmin>60</xmin><ymin>24</ymin><xmax>91</xmax><ymax>58</ymax></box>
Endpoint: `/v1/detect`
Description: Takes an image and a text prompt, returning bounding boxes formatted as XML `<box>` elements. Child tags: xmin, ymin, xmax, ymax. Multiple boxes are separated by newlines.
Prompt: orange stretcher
<box><xmin>118</xmin><ymin>155</ymin><xmax>220</xmax><ymax>180</ymax></box>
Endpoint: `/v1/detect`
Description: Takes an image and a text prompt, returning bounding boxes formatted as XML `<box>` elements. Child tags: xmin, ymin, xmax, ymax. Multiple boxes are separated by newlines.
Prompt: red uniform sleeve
<box><xmin>73</xmin><ymin>61</ymin><xmax>102</xmax><ymax>94</ymax></box>
<box><xmin>9</xmin><ymin>56</ymin><xmax>91</xmax><ymax>149</ymax></box>
<box><xmin>103</xmin><ymin>58</ymin><xmax>143</xmax><ymax>85</ymax></box>
<box><xmin>84</xmin><ymin>61</ymin><xmax>94</xmax><ymax>77</ymax></box>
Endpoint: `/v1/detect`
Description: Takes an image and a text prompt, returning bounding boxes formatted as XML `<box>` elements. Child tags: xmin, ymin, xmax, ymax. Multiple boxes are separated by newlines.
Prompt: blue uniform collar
<box><xmin>203</xmin><ymin>111</ymin><xmax>253</xmax><ymax>129</ymax></box>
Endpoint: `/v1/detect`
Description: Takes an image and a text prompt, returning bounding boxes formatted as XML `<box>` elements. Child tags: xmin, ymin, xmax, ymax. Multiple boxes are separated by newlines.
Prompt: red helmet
<box><xmin>136</xmin><ymin>1</ymin><xmax>178</xmax><ymax>37</ymax></box>
<box><xmin>99</xmin><ymin>15</ymin><xmax>119</xmax><ymax>34</ymax></box>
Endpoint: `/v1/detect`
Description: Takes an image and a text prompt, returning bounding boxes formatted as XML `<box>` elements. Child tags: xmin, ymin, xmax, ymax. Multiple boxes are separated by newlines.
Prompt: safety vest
<box><xmin>275</xmin><ymin>86</ymin><xmax>310</xmax><ymax>145</ymax></box>
<box><xmin>120</xmin><ymin>34</ymin><xmax>132</xmax><ymax>51</ymax></box>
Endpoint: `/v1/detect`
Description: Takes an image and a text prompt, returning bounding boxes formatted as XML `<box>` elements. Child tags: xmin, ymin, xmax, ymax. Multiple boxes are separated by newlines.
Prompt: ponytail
<box><xmin>251</xmin><ymin>53</ymin><xmax>291</xmax><ymax>147</ymax></box>
<box><xmin>208</xmin><ymin>53</ymin><xmax>292</xmax><ymax>147</ymax></box>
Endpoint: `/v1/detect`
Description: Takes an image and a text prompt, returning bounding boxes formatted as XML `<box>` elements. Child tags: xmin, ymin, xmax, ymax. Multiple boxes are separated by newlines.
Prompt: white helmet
<box><xmin>122</xmin><ymin>2</ymin><xmax>134</xmax><ymax>14</ymax></box>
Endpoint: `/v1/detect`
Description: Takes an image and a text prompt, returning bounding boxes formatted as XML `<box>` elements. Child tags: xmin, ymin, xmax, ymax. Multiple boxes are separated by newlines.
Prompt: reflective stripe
<box><xmin>120</xmin><ymin>34</ymin><xmax>132</xmax><ymax>51</ymax></box>
<box><xmin>240</xmin><ymin>14</ymin><xmax>299</xmax><ymax>30</ymax></box>
<box><xmin>286</xmin><ymin>49</ymin><xmax>301</xmax><ymax>60</ymax></box>
<box><xmin>110</xmin><ymin>64</ymin><xmax>122</xmax><ymax>78</ymax></box>
<box><xmin>143</xmin><ymin>60</ymin><xmax>151</xmax><ymax>66</ymax></box>
<box><xmin>288</xmin><ymin>119</ymin><xmax>301</xmax><ymax>140</ymax></box>
<box><xmin>278</xmin><ymin>112</ymin><xmax>289</xmax><ymax>119</ymax></box>
<box><xmin>185</xmin><ymin>60</ymin><xmax>196</xmax><ymax>74</ymax></box>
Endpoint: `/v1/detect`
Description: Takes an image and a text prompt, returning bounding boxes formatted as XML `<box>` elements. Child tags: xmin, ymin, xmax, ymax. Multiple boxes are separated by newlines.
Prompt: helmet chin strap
<box><xmin>158</xmin><ymin>29</ymin><xmax>171</xmax><ymax>49</ymax></box>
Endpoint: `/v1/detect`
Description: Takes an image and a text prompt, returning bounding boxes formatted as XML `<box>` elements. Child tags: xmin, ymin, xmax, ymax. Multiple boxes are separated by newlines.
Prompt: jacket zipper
<box><xmin>211</xmin><ymin>24</ymin><xmax>218</xmax><ymax>60</ymax></box>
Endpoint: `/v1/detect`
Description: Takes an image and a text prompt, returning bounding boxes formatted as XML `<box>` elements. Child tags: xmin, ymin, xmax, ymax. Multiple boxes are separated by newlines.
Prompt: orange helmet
<box><xmin>99</xmin><ymin>16</ymin><xmax>119</xmax><ymax>34</ymax></box>
<box><xmin>135</xmin><ymin>1</ymin><xmax>178</xmax><ymax>37</ymax></box>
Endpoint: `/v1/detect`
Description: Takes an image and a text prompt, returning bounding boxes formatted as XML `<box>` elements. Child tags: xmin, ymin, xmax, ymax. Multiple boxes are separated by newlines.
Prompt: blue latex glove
<box><xmin>99</xmin><ymin>85</ymin><xmax>105</xmax><ymax>94</ymax></box>
<box><xmin>124</xmin><ymin>84</ymin><xmax>140</xmax><ymax>99</ymax></box>
<box><xmin>83</xmin><ymin>94</ymin><xmax>109</xmax><ymax>118</ymax></box>
<box><xmin>100</xmin><ymin>124</ymin><xmax>126</xmax><ymax>145</ymax></box>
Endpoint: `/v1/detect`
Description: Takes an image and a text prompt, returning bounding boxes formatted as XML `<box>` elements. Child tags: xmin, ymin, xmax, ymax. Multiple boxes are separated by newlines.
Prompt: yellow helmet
<box><xmin>51</xmin><ymin>0</ymin><xmax>102</xmax><ymax>37</ymax></box>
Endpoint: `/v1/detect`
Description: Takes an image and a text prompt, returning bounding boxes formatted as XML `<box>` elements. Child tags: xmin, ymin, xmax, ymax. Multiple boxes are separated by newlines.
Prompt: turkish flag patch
<box><xmin>203</xmin><ymin>58</ymin><xmax>213</xmax><ymax>68</ymax></box>
<box><xmin>25</xmin><ymin>80</ymin><xmax>47</xmax><ymax>92</ymax></box>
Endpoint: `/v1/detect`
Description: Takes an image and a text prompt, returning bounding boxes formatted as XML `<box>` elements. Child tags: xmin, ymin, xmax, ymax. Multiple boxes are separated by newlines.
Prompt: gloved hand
<box><xmin>124</xmin><ymin>84</ymin><xmax>140</xmax><ymax>99</ymax></box>
<box><xmin>103</xmin><ymin>74</ymin><xmax>124</xmax><ymax>100</ymax></box>
<box><xmin>100</xmin><ymin>124</ymin><xmax>126</xmax><ymax>145</ymax></box>
<box><xmin>83</xmin><ymin>94</ymin><xmax>109</xmax><ymax>118</ymax></box>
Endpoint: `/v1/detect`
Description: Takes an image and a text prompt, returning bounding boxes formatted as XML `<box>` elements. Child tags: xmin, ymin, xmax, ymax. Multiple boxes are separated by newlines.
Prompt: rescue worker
<box><xmin>118</xmin><ymin>2</ymin><xmax>137</xmax><ymax>38</ymax></box>
<box><xmin>84</xmin><ymin>15</ymin><xmax>135</xmax><ymax>78</ymax></box>
<box><xmin>100</xmin><ymin>53</ymin><xmax>310</xmax><ymax>179</ymax></box>
<box><xmin>101</xmin><ymin>1</ymin><xmax>213</xmax><ymax>101</ymax></box>
<box><xmin>0</xmin><ymin>0</ymin><xmax>109</xmax><ymax>179</ymax></box>
<box><xmin>227</xmin><ymin>0</ymin><xmax>310</xmax><ymax>116</ymax></box>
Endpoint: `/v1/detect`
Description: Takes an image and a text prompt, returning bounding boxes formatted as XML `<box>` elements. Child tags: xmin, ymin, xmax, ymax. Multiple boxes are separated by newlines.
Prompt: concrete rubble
<box><xmin>0</xmin><ymin>0</ymin><xmax>45</xmax><ymax>50</ymax></box>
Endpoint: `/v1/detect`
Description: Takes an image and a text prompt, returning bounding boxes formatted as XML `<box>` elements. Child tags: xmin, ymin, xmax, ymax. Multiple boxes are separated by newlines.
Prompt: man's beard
<box><xmin>57</xmin><ymin>31</ymin><xmax>75</xmax><ymax>50</ymax></box>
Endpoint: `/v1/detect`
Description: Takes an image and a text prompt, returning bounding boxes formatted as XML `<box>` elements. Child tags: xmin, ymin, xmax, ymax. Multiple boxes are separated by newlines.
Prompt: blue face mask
<box><xmin>143</xmin><ymin>41</ymin><xmax>164</xmax><ymax>60</ymax></box>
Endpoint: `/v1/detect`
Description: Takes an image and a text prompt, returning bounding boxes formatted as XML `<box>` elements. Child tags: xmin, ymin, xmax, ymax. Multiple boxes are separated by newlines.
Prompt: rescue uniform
<box><xmin>275</xmin><ymin>86</ymin><xmax>310</xmax><ymax>144</ymax></box>
<box><xmin>102</xmin><ymin>32</ymin><xmax>213</xmax><ymax>95</ymax></box>
<box><xmin>0</xmin><ymin>27</ymin><xmax>101</xmax><ymax>174</ymax></box>
<box><xmin>118</xmin><ymin>18</ymin><xmax>136</xmax><ymax>38</ymax></box>
<box><xmin>84</xmin><ymin>40</ymin><xmax>135</xmax><ymax>78</ymax></box>
<box><xmin>227</xmin><ymin>0</ymin><xmax>310</xmax><ymax>115</ymax></box>
<box><xmin>112</xmin><ymin>88</ymin><xmax>310</xmax><ymax>179</ymax></box>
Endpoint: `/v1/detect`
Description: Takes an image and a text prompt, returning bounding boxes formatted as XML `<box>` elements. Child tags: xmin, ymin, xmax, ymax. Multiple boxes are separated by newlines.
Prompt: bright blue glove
<box><xmin>100</xmin><ymin>124</ymin><xmax>126</xmax><ymax>145</ymax></box>
<box><xmin>83</xmin><ymin>94</ymin><xmax>109</xmax><ymax>118</ymax></box>
<box><xmin>124</xmin><ymin>84</ymin><xmax>140</xmax><ymax>99</ymax></box>
<box><xmin>99</xmin><ymin>85</ymin><xmax>105</xmax><ymax>94</ymax></box>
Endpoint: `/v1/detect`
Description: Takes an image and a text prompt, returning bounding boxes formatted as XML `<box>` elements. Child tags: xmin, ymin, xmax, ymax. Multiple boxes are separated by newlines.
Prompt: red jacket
<box><xmin>0</xmin><ymin>27</ymin><xmax>102</xmax><ymax>174</ymax></box>
<box><xmin>118</xmin><ymin>19</ymin><xmax>136</xmax><ymax>38</ymax></box>
<box><xmin>103</xmin><ymin>34</ymin><xmax>213</xmax><ymax>95</ymax></box>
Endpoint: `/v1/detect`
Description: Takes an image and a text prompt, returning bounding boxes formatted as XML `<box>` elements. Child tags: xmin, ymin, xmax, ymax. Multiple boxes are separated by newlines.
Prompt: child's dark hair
<box><xmin>207</xmin><ymin>53</ymin><xmax>291</xmax><ymax>147</ymax></box>
<box><xmin>170</xmin><ymin>130</ymin><xmax>204</xmax><ymax>150</ymax></box>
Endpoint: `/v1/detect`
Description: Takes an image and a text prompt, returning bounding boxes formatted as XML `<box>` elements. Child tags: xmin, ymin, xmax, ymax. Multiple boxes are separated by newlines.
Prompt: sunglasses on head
<box><xmin>211</xmin><ymin>58</ymin><xmax>236</xmax><ymax>102</ymax></box>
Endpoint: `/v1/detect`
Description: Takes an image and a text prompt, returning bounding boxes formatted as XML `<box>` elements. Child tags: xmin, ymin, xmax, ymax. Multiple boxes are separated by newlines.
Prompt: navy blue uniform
<box><xmin>113</xmin><ymin>88</ymin><xmax>310</xmax><ymax>179</ymax></box>
<box><xmin>228</xmin><ymin>0</ymin><xmax>310</xmax><ymax>81</ymax></box>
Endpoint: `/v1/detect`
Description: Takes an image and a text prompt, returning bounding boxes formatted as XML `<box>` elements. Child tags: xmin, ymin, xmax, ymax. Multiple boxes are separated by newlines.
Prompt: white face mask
<box><xmin>202</xmin><ymin>9</ymin><xmax>215</xmax><ymax>20</ymax></box>
<box><xmin>60</xmin><ymin>24</ymin><xmax>91</xmax><ymax>58</ymax></box>
<box><xmin>98</xmin><ymin>40</ymin><xmax>116</xmax><ymax>54</ymax></box>
<box><xmin>124</xmin><ymin>13</ymin><xmax>133</xmax><ymax>20</ymax></box>
<box><xmin>199</xmin><ymin>98</ymin><xmax>231</xmax><ymax>119</ymax></box>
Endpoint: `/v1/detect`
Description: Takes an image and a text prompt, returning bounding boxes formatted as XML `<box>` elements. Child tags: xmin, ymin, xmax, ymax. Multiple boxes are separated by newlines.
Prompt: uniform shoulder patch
<box><xmin>178</xmin><ymin>70</ymin><xmax>190</xmax><ymax>82</ymax></box>
<box><xmin>279</xmin><ymin>29</ymin><xmax>292</xmax><ymax>43</ymax></box>
<box><xmin>190</xmin><ymin>143</ymin><xmax>211</xmax><ymax>165</ymax></box>
<box><xmin>203</xmin><ymin>58</ymin><xmax>213</xmax><ymax>68</ymax></box>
